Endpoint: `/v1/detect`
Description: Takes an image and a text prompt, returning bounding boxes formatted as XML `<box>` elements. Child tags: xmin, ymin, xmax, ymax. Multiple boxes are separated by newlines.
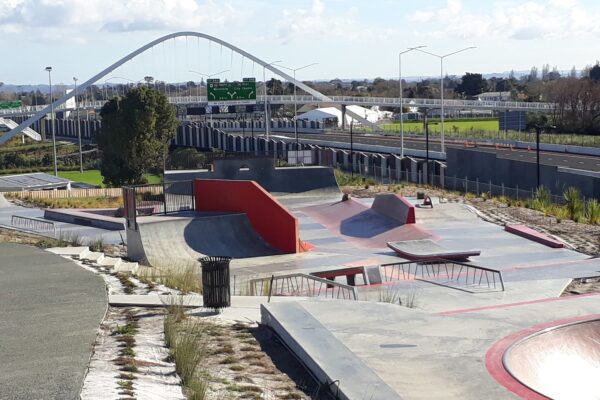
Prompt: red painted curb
<box><xmin>485</xmin><ymin>314</ymin><xmax>600</xmax><ymax>399</ymax></box>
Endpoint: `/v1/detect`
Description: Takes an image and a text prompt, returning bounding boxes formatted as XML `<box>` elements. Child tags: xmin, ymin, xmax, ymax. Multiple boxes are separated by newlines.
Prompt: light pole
<box><xmin>189</xmin><ymin>69</ymin><xmax>230</xmax><ymax>126</ymax></box>
<box><xmin>263</xmin><ymin>60</ymin><xmax>282</xmax><ymax>142</ymax></box>
<box><xmin>73</xmin><ymin>77</ymin><xmax>83</xmax><ymax>173</ymax></box>
<box><xmin>45</xmin><ymin>66</ymin><xmax>57</xmax><ymax>177</ymax></box>
<box><xmin>399</xmin><ymin>46</ymin><xmax>426</xmax><ymax>157</ymax></box>
<box><xmin>415</xmin><ymin>46</ymin><xmax>476</xmax><ymax>153</ymax></box>
<box><xmin>276</xmin><ymin>62</ymin><xmax>318</xmax><ymax>163</ymax></box>
<box><xmin>533</xmin><ymin>124</ymin><xmax>555</xmax><ymax>189</ymax></box>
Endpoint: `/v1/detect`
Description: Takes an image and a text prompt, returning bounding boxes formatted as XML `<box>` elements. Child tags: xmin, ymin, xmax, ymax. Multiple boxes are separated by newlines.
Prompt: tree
<box><xmin>529</xmin><ymin>66</ymin><xmax>539</xmax><ymax>82</ymax></box>
<box><xmin>96</xmin><ymin>86</ymin><xmax>178</xmax><ymax>186</ymax></box>
<box><xmin>589</xmin><ymin>63</ymin><xmax>600</xmax><ymax>82</ymax></box>
<box><xmin>455</xmin><ymin>73</ymin><xmax>487</xmax><ymax>96</ymax></box>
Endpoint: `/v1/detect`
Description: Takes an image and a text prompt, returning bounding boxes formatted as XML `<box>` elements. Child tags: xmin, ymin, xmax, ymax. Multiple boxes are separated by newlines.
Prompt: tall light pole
<box><xmin>45</xmin><ymin>66</ymin><xmax>57</xmax><ymax>177</ymax></box>
<box><xmin>415</xmin><ymin>46</ymin><xmax>476</xmax><ymax>153</ymax></box>
<box><xmin>189</xmin><ymin>69</ymin><xmax>230</xmax><ymax>126</ymax></box>
<box><xmin>276</xmin><ymin>62</ymin><xmax>318</xmax><ymax>162</ymax></box>
<box><xmin>263</xmin><ymin>60</ymin><xmax>282</xmax><ymax>142</ymax></box>
<box><xmin>398</xmin><ymin>46</ymin><xmax>426</xmax><ymax>157</ymax></box>
<box><xmin>73</xmin><ymin>77</ymin><xmax>83</xmax><ymax>173</ymax></box>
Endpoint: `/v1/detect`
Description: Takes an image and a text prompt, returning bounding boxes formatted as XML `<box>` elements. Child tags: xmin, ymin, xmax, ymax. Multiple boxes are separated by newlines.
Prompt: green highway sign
<box><xmin>0</xmin><ymin>100</ymin><xmax>22</xmax><ymax>110</ymax></box>
<box><xmin>207</xmin><ymin>78</ymin><xmax>256</xmax><ymax>105</ymax></box>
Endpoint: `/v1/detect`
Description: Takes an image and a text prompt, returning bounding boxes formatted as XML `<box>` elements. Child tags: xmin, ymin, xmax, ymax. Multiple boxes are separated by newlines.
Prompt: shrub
<box><xmin>563</xmin><ymin>187</ymin><xmax>584</xmax><ymax>221</ymax></box>
<box><xmin>586</xmin><ymin>199</ymin><xmax>600</xmax><ymax>225</ymax></box>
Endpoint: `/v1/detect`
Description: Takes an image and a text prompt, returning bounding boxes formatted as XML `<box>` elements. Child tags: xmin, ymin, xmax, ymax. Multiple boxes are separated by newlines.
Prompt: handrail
<box><xmin>380</xmin><ymin>259</ymin><xmax>505</xmax><ymax>293</ymax></box>
<box><xmin>248</xmin><ymin>273</ymin><xmax>358</xmax><ymax>300</ymax></box>
<box><xmin>11</xmin><ymin>215</ymin><xmax>56</xmax><ymax>235</ymax></box>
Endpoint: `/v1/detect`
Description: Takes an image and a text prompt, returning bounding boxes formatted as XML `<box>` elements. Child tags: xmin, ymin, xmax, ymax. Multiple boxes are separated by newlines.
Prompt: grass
<box><xmin>57</xmin><ymin>169</ymin><xmax>162</xmax><ymax>188</ymax></box>
<box><xmin>379</xmin><ymin>118</ymin><xmax>600</xmax><ymax>147</ymax></box>
<box><xmin>138</xmin><ymin>262</ymin><xmax>203</xmax><ymax>294</ymax></box>
<box><xmin>378</xmin><ymin>285</ymin><xmax>419</xmax><ymax>308</ymax></box>
<box><xmin>15</xmin><ymin>195</ymin><xmax>123</xmax><ymax>209</ymax></box>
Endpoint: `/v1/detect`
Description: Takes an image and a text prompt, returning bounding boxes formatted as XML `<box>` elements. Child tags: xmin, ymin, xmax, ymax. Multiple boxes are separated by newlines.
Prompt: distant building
<box><xmin>297</xmin><ymin>105</ymin><xmax>381</xmax><ymax>127</ymax></box>
<box><xmin>476</xmin><ymin>91</ymin><xmax>511</xmax><ymax>101</ymax></box>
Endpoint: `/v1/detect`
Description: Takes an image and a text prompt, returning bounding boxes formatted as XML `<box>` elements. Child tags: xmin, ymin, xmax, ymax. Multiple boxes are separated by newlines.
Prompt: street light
<box><xmin>73</xmin><ymin>77</ymin><xmax>83</xmax><ymax>173</ymax></box>
<box><xmin>398</xmin><ymin>46</ymin><xmax>426</xmax><ymax>157</ymax></box>
<box><xmin>276</xmin><ymin>62</ymin><xmax>318</xmax><ymax>163</ymax></box>
<box><xmin>189</xmin><ymin>69</ymin><xmax>230</xmax><ymax>126</ymax></box>
<box><xmin>263</xmin><ymin>60</ymin><xmax>282</xmax><ymax>142</ymax></box>
<box><xmin>45</xmin><ymin>66</ymin><xmax>57</xmax><ymax>177</ymax></box>
<box><xmin>415</xmin><ymin>46</ymin><xmax>476</xmax><ymax>153</ymax></box>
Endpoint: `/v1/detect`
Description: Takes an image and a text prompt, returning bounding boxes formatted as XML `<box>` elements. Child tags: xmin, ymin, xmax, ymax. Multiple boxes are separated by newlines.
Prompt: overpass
<box><xmin>0</xmin><ymin>94</ymin><xmax>554</xmax><ymax>119</ymax></box>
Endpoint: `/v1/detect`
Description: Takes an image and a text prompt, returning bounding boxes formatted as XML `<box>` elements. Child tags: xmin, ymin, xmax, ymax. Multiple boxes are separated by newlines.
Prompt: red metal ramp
<box><xmin>387</xmin><ymin>239</ymin><xmax>481</xmax><ymax>261</ymax></box>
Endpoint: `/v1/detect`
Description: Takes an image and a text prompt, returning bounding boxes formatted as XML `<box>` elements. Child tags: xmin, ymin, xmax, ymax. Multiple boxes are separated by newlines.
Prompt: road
<box><xmin>0</xmin><ymin>243</ymin><xmax>106</xmax><ymax>400</ymax></box>
<box><xmin>263</xmin><ymin>131</ymin><xmax>600</xmax><ymax>172</ymax></box>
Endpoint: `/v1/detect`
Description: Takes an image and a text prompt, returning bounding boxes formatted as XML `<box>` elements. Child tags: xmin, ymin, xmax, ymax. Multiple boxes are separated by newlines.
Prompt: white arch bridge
<box><xmin>0</xmin><ymin>31</ymin><xmax>555</xmax><ymax>144</ymax></box>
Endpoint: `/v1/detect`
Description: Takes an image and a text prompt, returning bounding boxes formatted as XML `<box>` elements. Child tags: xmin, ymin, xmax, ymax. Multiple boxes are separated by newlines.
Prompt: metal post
<box><xmin>425</xmin><ymin>110</ymin><xmax>429</xmax><ymax>185</ymax></box>
<box><xmin>46</xmin><ymin>67</ymin><xmax>57</xmax><ymax>176</ymax></box>
<box><xmin>440</xmin><ymin>57</ymin><xmax>444</xmax><ymax>153</ymax></box>
<box><xmin>74</xmin><ymin>77</ymin><xmax>83</xmax><ymax>173</ymax></box>
<box><xmin>350</xmin><ymin>121</ymin><xmax>354</xmax><ymax>177</ymax></box>
<box><xmin>536</xmin><ymin>125</ymin><xmax>541</xmax><ymax>189</ymax></box>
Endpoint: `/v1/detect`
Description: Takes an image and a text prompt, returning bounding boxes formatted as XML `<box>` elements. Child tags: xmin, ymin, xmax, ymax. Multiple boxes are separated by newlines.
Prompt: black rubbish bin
<box><xmin>199</xmin><ymin>256</ymin><xmax>232</xmax><ymax>310</ymax></box>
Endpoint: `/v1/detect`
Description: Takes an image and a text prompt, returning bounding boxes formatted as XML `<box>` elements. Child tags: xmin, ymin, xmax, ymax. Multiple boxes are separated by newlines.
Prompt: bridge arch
<box><xmin>1</xmin><ymin>31</ymin><xmax>375</xmax><ymax>144</ymax></box>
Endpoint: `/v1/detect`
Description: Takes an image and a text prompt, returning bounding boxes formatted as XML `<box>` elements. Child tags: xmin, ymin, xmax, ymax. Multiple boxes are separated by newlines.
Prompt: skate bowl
<box><xmin>487</xmin><ymin>316</ymin><xmax>600</xmax><ymax>400</ymax></box>
<box><xmin>127</xmin><ymin>212</ymin><xmax>279</xmax><ymax>266</ymax></box>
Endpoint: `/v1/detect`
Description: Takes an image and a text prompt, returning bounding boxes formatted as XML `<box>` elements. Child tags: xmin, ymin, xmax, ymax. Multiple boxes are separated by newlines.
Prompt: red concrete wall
<box><xmin>194</xmin><ymin>179</ymin><xmax>299</xmax><ymax>253</ymax></box>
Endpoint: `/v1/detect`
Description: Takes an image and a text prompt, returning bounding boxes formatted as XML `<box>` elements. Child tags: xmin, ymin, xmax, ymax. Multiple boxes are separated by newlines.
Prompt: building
<box><xmin>297</xmin><ymin>105</ymin><xmax>381</xmax><ymax>127</ymax></box>
<box><xmin>0</xmin><ymin>172</ymin><xmax>71</xmax><ymax>192</ymax></box>
<box><xmin>476</xmin><ymin>91</ymin><xmax>511</xmax><ymax>101</ymax></box>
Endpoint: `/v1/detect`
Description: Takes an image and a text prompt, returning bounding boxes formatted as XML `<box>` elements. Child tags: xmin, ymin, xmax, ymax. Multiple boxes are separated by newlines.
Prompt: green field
<box><xmin>381</xmin><ymin>119</ymin><xmax>499</xmax><ymax>134</ymax></box>
<box><xmin>58</xmin><ymin>170</ymin><xmax>162</xmax><ymax>187</ymax></box>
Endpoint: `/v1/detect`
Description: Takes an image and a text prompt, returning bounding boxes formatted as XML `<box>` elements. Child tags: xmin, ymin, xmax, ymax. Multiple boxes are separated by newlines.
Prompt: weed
<box><xmin>586</xmin><ymin>199</ymin><xmax>600</xmax><ymax>225</ymax></box>
<box><xmin>138</xmin><ymin>262</ymin><xmax>202</xmax><ymax>294</ymax></box>
<box><xmin>88</xmin><ymin>237</ymin><xmax>106</xmax><ymax>252</ymax></box>
<box><xmin>229</xmin><ymin>364</ymin><xmax>245</xmax><ymax>371</ymax></box>
<box><xmin>564</xmin><ymin>187</ymin><xmax>584</xmax><ymax>221</ymax></box>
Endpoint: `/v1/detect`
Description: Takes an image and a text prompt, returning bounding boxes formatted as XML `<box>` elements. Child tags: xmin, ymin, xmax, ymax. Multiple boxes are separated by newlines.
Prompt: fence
<box><xmin>337</xmin><ymin>163</ymin><xmax>566</xmax><ymax>205</ymax></box>
<box><xmin>11</xmin><ymin>215</ymin><xmax>56</xmax><ymax>235</ymax></box>
<box><xmin>380</xmin><ymin>259</ymin><xmax>505</xmax><ymax>293</ymax></box>
<box><xmin>248</xmin><ymin>273</ymin><xmax>359</xmax><ymax>301</ymax></box>
<box><xmin>124</xmin><ymin>181</ymin><xmax>195</xmax><ymax>216</ymax></box>
<box><xmin>6</xmin><ymin>187</ymin><xmax>123</xmax><ymax>199</ymax></box>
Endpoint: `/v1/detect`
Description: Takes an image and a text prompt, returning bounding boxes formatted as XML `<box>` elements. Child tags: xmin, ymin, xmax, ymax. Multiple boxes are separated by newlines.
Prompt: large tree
<box><xmin>96</xmin><ymin>86</ymin><xmax>178</xmax><ymax>186</ymax></box>
<box><xmin>455</xmin><ymin>73</ymin><xmax>487</xmax><ymax>96</ymax></box>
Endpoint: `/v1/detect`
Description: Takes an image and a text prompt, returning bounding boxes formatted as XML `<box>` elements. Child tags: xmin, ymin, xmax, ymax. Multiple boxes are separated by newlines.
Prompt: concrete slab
<box><xmin>0</xmin><ymin>243</ymin><xmax>106</xmax><ymax>400</ymax></box>
<box><xmin>81</xmin><ymin>251</ymin><xmax>105</xmax><ymax>264</ymax></box>
<box><xmin>46</xmin><ymin>246</ymin><xmax>91</xmax><ymax>259</ymax></box>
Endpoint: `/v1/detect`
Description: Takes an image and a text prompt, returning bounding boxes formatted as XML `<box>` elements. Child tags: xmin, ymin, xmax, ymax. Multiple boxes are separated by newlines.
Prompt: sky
<box><xmin>2</xmin><ymin>0</ymin><xmax>600</xmax><ymax>85</ymax></box>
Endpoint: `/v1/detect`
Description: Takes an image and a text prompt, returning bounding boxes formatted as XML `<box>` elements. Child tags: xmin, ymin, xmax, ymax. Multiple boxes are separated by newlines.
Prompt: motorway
<box><xmin>264</xmin><ymin>131</ymin><xmax>600</xmax><ymax>172</ymax></box>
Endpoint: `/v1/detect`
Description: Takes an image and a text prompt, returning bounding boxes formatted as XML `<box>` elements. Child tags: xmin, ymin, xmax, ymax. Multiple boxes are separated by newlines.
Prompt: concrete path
<box><xmin>0</xmin><ymin>243</ymin><xmax>106</xmax><ymax>400</ymax></box>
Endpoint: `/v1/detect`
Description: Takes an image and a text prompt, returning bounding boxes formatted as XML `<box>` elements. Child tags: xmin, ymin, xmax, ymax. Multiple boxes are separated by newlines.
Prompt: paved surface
<box><xmin>0</xmin><ymin>243</ymin><xmax>106</xmax><ymax>400</ymax></box>
<box><xmin>272</xmin><ymin>131</ymin><xmax>600</xmax><ymax>171</ymax></box>
<box><xmin>0</xmin><ymin>201</ymin><xmax>124</xmax><ymax>245</ymax></box>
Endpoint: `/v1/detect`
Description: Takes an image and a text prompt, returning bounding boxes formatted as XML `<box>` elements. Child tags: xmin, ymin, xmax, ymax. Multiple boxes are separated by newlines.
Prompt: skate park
<box><xmin>93</xmin><ymin>155</ymin><xmax>597</xmax><ymax>400</ymax></box>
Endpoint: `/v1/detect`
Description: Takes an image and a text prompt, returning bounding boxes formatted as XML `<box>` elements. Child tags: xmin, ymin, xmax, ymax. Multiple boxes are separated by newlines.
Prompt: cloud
<box><xmin>275</xmin><ymin>0</ymin><xmax>391</xmax><ymax>44</ymax></box>
<box><xmin>0</xmin><ymin>0</ymin><xmax>248</xmax><ymax>41</ymax></box>
<box><xmin>409</xmin><ymin>0</ymin><xmax>600</xmax><ymax>40</ymax></box>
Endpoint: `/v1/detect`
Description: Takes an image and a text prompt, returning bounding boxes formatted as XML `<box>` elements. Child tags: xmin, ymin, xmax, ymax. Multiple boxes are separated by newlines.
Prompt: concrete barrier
<box><xmin>371</xmin><ymin>193</ymin><xmax>416</xmax><ymax>224</ymax></box>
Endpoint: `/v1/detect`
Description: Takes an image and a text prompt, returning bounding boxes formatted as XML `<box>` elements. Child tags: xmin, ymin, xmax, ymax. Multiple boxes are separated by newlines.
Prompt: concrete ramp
<box><xmin>301</xmin><ymin>198</ymin><xmax>433</xmax><ymax>248</ymax></box>
<box><xmin>387</xmin><ymin>239</ymin><xmax>481</xmax><ymax>261</ymax></box>
<box><xmin>127</xmin><ymin>212</ymin><xmax>279</xmax><ymax>266</ymax></box>
<box><xmin>0</xmin><ymin>194</ymin><xmax>10</xmax><ymax>208</ymax></box>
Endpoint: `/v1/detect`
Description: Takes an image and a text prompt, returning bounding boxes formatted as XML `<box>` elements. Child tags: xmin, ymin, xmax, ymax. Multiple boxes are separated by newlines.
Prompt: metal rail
<box><xmin>380</xmin><ymin>259</ymin><xmax>505</xmax><ymax>293</ymax></box>
<box><xmin>0</xmin><ymin>95</ymin><xmax>556</xmax><ymax>117</ymax></box>
<box><xmin>11</xmin><ymin>215</ymin><xmax>56</xmax><ymax>234</ymax></box>
<box><xmin>248</xmin><ymin>273</ymin><xmax>359</xmax><ymax>300</ymax></box>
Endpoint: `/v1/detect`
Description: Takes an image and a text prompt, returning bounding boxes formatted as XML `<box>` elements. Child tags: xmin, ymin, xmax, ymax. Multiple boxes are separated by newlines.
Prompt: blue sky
<box><xmin>2</xmin><ymin>0</ymin><xmax>600</xmax><ymax>85</ymax></box>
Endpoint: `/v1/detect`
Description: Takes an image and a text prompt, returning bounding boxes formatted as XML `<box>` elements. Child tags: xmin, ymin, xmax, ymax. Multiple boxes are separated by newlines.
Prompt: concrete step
<box><xmin>80</xmin><ymin>251</ymin><xmax>104</xmax><ymax>264</ymax></box>
<box><xmin>114</xmin><ymin>261</ymin><xmax>139</xmax><ymax>274</ymax></box>
<box><xmin>97</xmin><ymin>256</ymin><xmax>123</xmax><ymax>269</ymax></box>
<box><xmin>46</xmin><ymin>246</ymin><xmax>91</xmax><ymax>259</ymax></box>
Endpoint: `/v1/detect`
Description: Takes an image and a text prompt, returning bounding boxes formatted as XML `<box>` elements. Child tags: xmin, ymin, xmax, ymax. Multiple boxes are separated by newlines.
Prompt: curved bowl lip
<box><xmin>485</xmin><ymin>313</ymin><xmax>600</xmax><ymax>400</ymax></box>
